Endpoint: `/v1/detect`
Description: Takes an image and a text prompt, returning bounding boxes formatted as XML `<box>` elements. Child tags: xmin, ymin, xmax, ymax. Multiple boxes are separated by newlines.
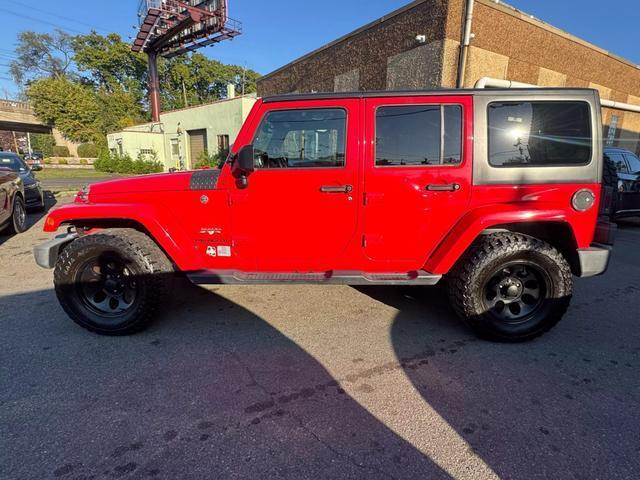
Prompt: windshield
<box><xmin>0</xmin><ymin>154</ymin><xmax>27</xmax><ymax>172</ymax></box>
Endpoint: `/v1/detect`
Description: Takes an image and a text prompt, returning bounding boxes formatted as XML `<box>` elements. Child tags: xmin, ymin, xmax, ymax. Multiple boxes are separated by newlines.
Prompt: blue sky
<box><xmin>0</xmin><ymin>0</ymin><xmax>638</xmax><ymax>98</ymax></box>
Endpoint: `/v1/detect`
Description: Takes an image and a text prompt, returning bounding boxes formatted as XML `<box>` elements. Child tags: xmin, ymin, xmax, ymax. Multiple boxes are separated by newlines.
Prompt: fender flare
<box><xmin>43</xmin><ymin>202</ymin><xmax>195</xmax><ymax>270</ymax></box>
<box><xmin>424</xmin><ymin>205</ymin><xmax>570</xmax><ymax>275</ymax></box>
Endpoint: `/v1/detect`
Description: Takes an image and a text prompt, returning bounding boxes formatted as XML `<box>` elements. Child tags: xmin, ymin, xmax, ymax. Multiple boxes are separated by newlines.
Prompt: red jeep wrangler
<box><xmin>34</xmin><ymin>89</ymin><xmax>615</xmax><ymax>341</ymax></box>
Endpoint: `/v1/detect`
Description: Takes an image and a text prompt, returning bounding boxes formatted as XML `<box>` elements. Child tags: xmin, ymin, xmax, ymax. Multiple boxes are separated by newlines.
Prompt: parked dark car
<box><xmin>24</xmin><ymin>151</ymin><xmax>44</xmax><ymax>171</ymax></box>
<box><xmin>0</xmin><ymin>151</ymin><xmax>45</xmax><ymax>211</ymax></box>
<box><xmin>603</xmin><ymin>147</ymin><xmax>640</xmax><ymax>219</ymax></box>
<box><xmin>0</xmin><ymin>161</ymin><xmax>27</xmax><ymax>235</ymax></box>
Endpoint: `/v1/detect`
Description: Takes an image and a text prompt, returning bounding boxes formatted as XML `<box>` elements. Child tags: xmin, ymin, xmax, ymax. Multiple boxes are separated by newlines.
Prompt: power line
<box><xmin>0</xmin><ymin>7</ymin><xmax>84</xmax><ymax>35</ymax></box>
<box><xmin>4</xmin><ymin>0</ymin><xmax>113</xmax><ymax>35</ymax></box>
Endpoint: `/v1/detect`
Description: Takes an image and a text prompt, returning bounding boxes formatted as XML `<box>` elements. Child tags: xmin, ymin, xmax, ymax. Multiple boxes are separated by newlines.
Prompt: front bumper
<box><xmin>33</xmin><ymin>233</ymin><xmax>78</xmax><ymax>269</ymax></box>
<box><xmin>24</xmin><ymin>184</ymin><xmax>43</xmax><ymax>206</ymax></box>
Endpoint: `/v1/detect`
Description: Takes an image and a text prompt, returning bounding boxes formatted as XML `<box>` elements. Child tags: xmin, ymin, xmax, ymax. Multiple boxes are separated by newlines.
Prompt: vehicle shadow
<box><xmin>2</xmin><ymin>279</ymin><xmax>450</xmax><ymax>480</ymax></box>
<box><xmin>355</xmin><ymin>282</ymin><xmax>640</xmax><ymax>479</ymax></box>
<box><xmin>0</xmin><ymin>191</ymin><xmax>57</xmax><ymax>247</ymax></box>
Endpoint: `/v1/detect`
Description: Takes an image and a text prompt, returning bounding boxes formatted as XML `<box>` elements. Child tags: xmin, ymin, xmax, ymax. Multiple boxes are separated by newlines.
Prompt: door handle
<box><xmin>426</xmin><ymin>183</ymin><xmax>461</xmax><ymax>192</ymax></box>
<box><xmin>320</xmin><ymin>185</ymin><xmax>353</xmax><ymax>193</ymax></box>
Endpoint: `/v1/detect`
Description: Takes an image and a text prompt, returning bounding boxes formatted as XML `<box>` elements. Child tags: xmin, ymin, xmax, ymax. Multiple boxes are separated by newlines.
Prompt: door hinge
<box><xmin>363</xmin><ymin>192</ymin><xmax>367</xmax><ymax>206</ymax></box>
<box><xmin>362</xmin><ymin>235</ymin><xmax>367</xmax><ymax>248</ymax></box>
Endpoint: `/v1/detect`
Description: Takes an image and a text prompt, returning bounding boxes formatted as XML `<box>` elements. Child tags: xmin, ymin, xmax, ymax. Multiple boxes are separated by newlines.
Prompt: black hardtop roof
<box><xmin>262</xmin><ymin>88</ymin><xmax>599</xmax><ymax>103</ymax></box>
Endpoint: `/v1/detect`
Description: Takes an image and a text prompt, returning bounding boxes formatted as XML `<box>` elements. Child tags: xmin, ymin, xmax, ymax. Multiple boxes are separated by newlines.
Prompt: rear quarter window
<box><xmin>488</xmin><ymin>101</ymin><xmax>592</xmax><ymax>167</ymax></box>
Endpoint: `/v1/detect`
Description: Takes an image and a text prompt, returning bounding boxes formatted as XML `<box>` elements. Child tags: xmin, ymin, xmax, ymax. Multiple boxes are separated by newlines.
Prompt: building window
<box><xmin>139</xmin><ymin>148</ymin><xmax>154</xmax><ymax>156</ymax></box>
<box><xmin>375</xmin><ymin>105</ymin><xmax>462</xmax><ymax>166</ymax></box>
<box><xmin>171</xmin><ymin>139</ymin><xmax>180</xmax><ymax>156</ymax></box>
<box><xmin>488</xmin><ymin>101</ymin><xmax>592</xmax><ymax>167</ymax></box>
<box><xmin>253</xmin><ymin>108</ymin><xmax>346</xmax><ymax>169</ymax></box>
<box><xmin>217</xmin><ymin>134</ymin><xmax>230</xmax><ymax>158</ymax></box>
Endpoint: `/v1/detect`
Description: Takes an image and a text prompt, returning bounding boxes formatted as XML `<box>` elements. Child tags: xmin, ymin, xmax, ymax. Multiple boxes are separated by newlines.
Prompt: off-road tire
<box><xmin>448</xmin><ymin>233</ymin><xmax>573</xmax><ymax>342</ymax></box>
<box><xmin>7</xmin><ymin>195</ymin><xmax>27</xmax><ymax>234</ymax></box>
<box><xmin>54</xmin><ymin>228</ymin><xmax>173</xmax><ymax>335</ymax></box>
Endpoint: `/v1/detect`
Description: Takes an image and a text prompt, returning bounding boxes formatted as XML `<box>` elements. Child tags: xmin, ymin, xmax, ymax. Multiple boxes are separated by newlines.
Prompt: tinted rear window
<box><xmin>488</xmin><ymin>102</ymin><xmax>592</xmax><ymax>167</ymax></box>
<box><xmin>375</xmin><ymin>105</ymin><xmax>462</xmax><ymax>166</ymax></box>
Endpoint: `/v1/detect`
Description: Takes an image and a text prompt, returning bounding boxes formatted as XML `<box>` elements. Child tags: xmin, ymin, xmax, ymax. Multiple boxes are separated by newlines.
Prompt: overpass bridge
<box><xmin>0</xmin><ymin>99</ymin><xmax>51</xmax><ymax>134</ymax></box>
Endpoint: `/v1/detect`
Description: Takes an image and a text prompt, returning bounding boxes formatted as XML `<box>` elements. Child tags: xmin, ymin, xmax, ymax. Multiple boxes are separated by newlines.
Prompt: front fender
<box><xmin>424</xmin><ymin>205</ymin><xmax>571</xmax><ymax>275</ymax></box>
<box><xmin>43</xmin><ymin>202</ymin><xmax>194</xmax><ymax>270</ymax></box>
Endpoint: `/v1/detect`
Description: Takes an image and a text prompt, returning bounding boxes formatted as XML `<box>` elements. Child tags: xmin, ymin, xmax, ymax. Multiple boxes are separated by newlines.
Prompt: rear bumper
<box><xmin>577</xmin><ymin>245</ymin><xmax>612</xmax><ymax>277</ymax></box>
<box><xmin>33</xmin><ymin>233</ymin><xmax>77</xmax><ymax>269</ymax></box>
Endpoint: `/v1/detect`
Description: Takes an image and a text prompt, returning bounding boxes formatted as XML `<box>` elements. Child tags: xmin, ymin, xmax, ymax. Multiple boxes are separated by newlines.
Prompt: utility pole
<box><xmin>27</xmin><ymin>132</ymin><xmax>32</xmax><ymax>155</ymax></box>
<box><xmin>11</xmin><ymin>131</ymin><xmax>19</xmax><ymax>153</ymax></box>
<box><xmin>148</xmin><ymin>52</ymin><xmax>161</xmax><ymax>123</ymax></box>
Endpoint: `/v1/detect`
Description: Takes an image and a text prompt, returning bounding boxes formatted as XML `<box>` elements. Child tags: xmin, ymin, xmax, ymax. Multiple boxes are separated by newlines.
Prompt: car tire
<box><xmin>7</xmin><ymin>195</ymin><xmax>27</xmax><ymax>234</ymax></box>
<box><xmin>448</xmin><ymin>232</ymin><xmax>573</xmax><ymax>342</ymax></box>
<box><xmin>54</xmin><ymin>228</ymin><xmax>174</xmax><ymax>335</ymax></box>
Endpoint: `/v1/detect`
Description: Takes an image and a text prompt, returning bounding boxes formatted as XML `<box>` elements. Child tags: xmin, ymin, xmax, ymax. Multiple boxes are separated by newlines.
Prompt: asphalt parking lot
<box><xmin>1</xmin><ymin>196</ymin><xmax>639</xmax><ymax>480</ymax></box>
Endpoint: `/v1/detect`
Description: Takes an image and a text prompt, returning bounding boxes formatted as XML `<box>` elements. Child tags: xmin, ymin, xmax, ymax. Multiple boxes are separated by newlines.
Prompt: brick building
<box><xmin>257</xmin><ymin>0</ymin><xmax>640</xmax><ymax>154</ymax></box>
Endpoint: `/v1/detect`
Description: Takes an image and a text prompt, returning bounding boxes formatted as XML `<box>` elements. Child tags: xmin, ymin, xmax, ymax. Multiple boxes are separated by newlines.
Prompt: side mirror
<box><xmin>231</xmin><ymin>144</ymin><xmax>255</xmax><ymax>189</ymax></box>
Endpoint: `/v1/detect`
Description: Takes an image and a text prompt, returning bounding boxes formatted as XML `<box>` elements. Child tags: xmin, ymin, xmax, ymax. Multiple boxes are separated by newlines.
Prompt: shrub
<box><xmin>94</xmin><ymin>150</ymin><xmax>163</xmax><ymax>175</ymax></box>
<box><xmin>195</xmin><ymin>150</ymin><xmax>222</xmax><ymax>169</ymax></box>
<box><xmin>58</xmin><ymin>158</ymin><xmax>68</xmax><ymax>165</ymax></box>
<box><xmin>31</xmin><ymin>133</ymin><xmax>55</xmax><ymax>157</ymax></box>
<box><xmin>79</xmin><ymin>158</ymin><xmax>89</xmax><ymax>165</ymax></box>
<box><xmin>44</xmin><ymin>158</ymin><xmax>52</xmax><ymax>165</ymax></box>
<box><xmin>77</xmin><ymin>143</ymin><xmax>98</xmax><ymax>158</ymax></box>
<box><xmin>53</xmin><ymin>145</ymin><xmax>70</xmax><ymax>157</ymax></box>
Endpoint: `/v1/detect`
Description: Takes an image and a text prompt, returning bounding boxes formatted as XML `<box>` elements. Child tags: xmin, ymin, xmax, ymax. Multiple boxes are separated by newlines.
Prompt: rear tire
<box><xmin>54</xmin><ymin>228</ymin><xmax>173</xmax><ymax>335</ymax></box>
<box><xmin>8</xmin><ymin>195</ymin><xmax>27</xmax><ymax>234</ymax></box>
<box><xmin>448</xmin><ymin>233</ymin><xmax>573</xmax><ymax>342</ymax></box>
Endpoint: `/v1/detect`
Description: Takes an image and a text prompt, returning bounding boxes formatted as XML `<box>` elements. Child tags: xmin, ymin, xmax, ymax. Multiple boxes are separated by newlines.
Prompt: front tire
<box><xmin>448</xmin><ymin>233</ymin><xmax>573</xmax><ymax>342</ymax></box>
<box><xmin>54</xmin><ymin>228</ymin><xmax>173</xmax><ymax>335</ymax></box>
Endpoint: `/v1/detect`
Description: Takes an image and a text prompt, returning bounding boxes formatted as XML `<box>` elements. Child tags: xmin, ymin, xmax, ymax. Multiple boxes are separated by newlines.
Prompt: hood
<box><xmin>19</xmin><ymin>170</ymin><xmax>37</xmax><ymax>186</ymax></box>
<box><xmin>87</xmin><ymin>169</ymin><xmax>221</xmax><ymax>196</ymax></box>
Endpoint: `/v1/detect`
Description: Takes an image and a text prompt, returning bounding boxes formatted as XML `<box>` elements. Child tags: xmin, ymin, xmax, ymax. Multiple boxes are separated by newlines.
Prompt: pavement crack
<box><xmin>288</xmin><ymin>411</ymin><xmax>398</xmax><ymax>480</ymax></box>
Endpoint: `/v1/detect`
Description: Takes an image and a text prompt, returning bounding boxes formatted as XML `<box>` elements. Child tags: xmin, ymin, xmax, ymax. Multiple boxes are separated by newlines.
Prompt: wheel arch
<box><xmin>424</xmin><ymin>206</ymin><xmax>580</xmax><ymax>275</ymax></box>
<box><xmin>44</xmin><ymin>203</ymin><xmax>193</xmax><ymax>270</ymax></box>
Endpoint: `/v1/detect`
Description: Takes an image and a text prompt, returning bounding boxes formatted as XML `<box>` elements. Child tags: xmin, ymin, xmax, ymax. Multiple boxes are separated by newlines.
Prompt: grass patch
<box><xmin>34</xmin><ymin>168</ymin><xmax>122</xmax><ymax>180</ymax></box>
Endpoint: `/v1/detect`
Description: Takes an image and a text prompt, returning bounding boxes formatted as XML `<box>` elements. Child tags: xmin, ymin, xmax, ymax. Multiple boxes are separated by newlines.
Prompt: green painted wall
<box><xmin>107</xmin><ymin>95</ymin><xmax>257</xmax><ymax>171</ymax></box>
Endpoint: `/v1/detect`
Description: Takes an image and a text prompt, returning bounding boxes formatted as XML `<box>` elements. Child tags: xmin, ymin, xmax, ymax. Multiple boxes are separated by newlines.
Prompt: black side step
<box><xmin>187</xmin><ymin>270</ymin><xmax>442</xmax><ymax>286</ymax></box>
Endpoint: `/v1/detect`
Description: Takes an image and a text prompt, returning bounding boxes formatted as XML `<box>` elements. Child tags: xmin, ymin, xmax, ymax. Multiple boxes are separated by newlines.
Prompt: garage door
<box><xmin>188</xmin><ymin>129</ymin><xmax>208</xmax><ymax>168</ymax></box>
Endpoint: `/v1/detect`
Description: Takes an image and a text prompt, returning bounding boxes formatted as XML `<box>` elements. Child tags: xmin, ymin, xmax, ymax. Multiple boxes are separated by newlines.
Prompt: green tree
<box><xmin>73</xmin><ymin>32</ymin><xmax>148</xmax><ymax>102</ymax></box>
<box><xmin>27</xmin><ymin>77</ymin><xmax>101</xmax><ymax>143</ymax></box>
<box><xmin>30</xmin><ymin>133</ymin><xmax>55</xmax><ymax>157</ymax></box>
<box><xmin>10</xmin><ymin>30</ymin><xmax>74</xmax><ymax>85</ymax></box>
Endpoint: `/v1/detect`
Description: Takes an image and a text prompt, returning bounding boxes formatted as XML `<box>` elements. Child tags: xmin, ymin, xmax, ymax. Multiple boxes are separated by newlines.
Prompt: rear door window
<box><xmin>488</xmin><ymin>102</ymin><xmax>592</xmax><ymax>167</ymax></box>
<box><xmin>375</xmin><ymin>105</ymin><xmax>462</xmax><ymax>166</ymax></box>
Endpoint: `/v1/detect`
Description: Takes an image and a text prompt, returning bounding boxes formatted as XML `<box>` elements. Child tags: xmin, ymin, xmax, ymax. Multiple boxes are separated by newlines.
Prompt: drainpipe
<box><xmin>475</xmin><ymin>76</ymin><xmax>640</xmax><ymax>114</ymax></box>
<box><xmin>456</xmin><ymin>0</ymin><xmax>475</xmax><ymax>88</ymax></box>
<box><xmin>474</xmin><ymin>77</ymin><xmax>536</xmax><ymax>89</ymax></box>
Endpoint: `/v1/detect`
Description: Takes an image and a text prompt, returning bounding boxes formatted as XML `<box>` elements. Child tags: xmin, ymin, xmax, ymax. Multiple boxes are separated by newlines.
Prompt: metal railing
<box><xmin>0</xmin><ymin>99</ymin><xmax>32</xmax><ymax>111</ymax></box>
